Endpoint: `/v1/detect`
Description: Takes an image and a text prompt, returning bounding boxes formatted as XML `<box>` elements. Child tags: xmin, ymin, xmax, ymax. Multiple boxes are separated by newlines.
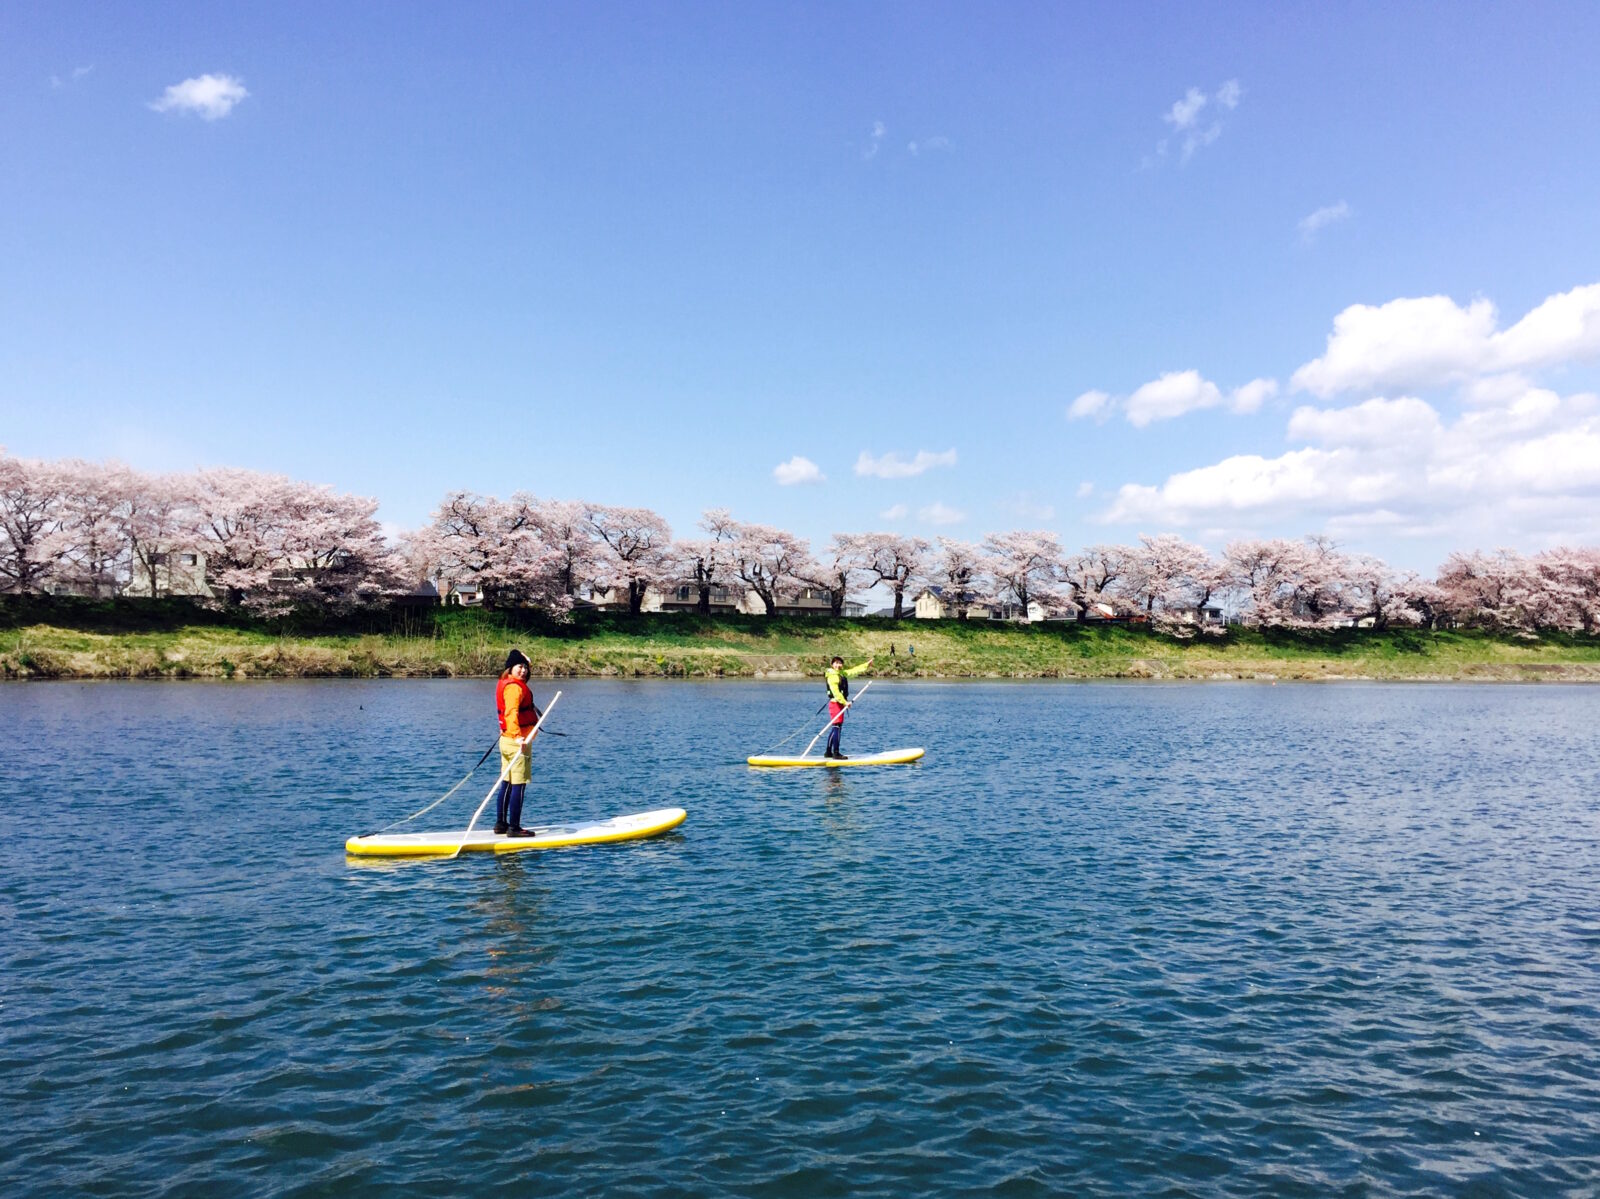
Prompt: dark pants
<box><xmin>496</xmin><ymin>781</ymin><xmax>527</xmax><ymax>829</ymax></box>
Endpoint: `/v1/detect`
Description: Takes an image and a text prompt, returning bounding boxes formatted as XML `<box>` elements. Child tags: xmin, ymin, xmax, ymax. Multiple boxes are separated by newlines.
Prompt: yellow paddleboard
<box><xmin>746</xmin><ymin>747</ymin><xmax>925</xmax><ymax>769</ymax></box>
<box><xmin>345</xmin><ymin>807</ymin><xmax>687</xmax><ymax>857</ymax></box>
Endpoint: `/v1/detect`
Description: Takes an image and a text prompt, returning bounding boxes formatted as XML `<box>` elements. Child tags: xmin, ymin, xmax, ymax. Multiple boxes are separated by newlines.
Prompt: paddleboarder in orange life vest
<box><xmin>495</xmin><ymin>649</ymin><xmax>542</xmax><ymax>836</ymax></box>
<box><xmin>823</xmin><ymin>654</ymin><xmax>874</xmax><ymax>759</ymax></box>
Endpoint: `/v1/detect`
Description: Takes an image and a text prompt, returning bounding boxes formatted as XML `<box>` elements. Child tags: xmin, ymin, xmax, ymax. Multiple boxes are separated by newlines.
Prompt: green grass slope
<box><xmin>4</xmin><ymin>598</ymin><xmax>1600</xmax><ymax>681</ymax></box>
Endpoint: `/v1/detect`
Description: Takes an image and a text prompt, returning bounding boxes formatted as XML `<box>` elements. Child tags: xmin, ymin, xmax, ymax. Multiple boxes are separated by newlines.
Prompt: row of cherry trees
<box><xmin>0</xmin><ymin>453</ymin><xmax>394</xmax><ymax>615</ymax></box>
<box><xmin>3</xmin><ymin>451</ymin><xmax>1598</xmax><ymax>632</ymax></box>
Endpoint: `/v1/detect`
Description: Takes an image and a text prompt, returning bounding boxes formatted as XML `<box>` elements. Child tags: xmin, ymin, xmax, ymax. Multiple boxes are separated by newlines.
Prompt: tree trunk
<box><xmin>892</xmin><ymin>587</ymin><xmax>904</xmax><ymax>619</ymax></box>
<box><xmin>697</xmin><ymin>584</ymin><xmax>711</xmax><ymax>615</ymax></box>
<box><xmin>761</xmin><ymin>589</ymin><xmax>776</xmax><ymax>615</ymax></box>
<box><xmin>830</xmin><ymin>589</ymin><xmax>844</xmax><ymax>618</ymax></box>
<box><xmin>628</xmin><ymin>579</ymin><xmax>645</xmax><ymax>615</ymax></box>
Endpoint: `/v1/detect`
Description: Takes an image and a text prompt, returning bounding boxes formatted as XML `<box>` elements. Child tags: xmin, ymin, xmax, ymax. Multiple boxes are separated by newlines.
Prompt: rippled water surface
<box><xmin>5</xmin><ymin>680</ymin><xmax>1600</xmax><ymax>1197</ymax></box>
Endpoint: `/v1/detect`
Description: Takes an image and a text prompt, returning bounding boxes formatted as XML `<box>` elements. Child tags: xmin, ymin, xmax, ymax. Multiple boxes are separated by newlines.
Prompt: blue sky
<box><xmin>5</xmin><ymin>2</ymin><xmax>1600</xmax><ymax>570</ymax></box>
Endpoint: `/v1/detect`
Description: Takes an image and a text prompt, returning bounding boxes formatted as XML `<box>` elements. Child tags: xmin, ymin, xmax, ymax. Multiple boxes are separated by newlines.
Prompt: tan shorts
<box><xmin>498</xmin><ymin>734</ymin><xmax>532</xmax><ymax>785</ymax></box>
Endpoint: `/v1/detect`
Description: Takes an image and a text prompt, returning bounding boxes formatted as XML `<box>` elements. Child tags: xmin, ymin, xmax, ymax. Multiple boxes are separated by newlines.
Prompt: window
<box><xmin>179</xmin><ymin>554</ymin><xmax>198</xmax><ymax>566</ymax></box>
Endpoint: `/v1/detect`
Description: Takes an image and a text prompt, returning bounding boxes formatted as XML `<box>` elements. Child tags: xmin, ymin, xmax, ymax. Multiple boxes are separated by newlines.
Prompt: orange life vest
<box><xmin>497</xmin><ymin>672</ymin><xmax>539</xmax><ymax>737</ymax></box>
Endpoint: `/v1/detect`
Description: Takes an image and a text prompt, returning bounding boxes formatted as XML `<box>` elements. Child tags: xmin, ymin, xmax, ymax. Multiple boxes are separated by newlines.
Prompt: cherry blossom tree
<box><xmin>1434</xmin><ymin>550</ymin><xmax>1535</xmax><ymax>631</ymax></box>
<box><xmin>586</xmin><ymin>504</ymin><xmax>672</xmax><ymax>616</ymax></box>
<box><xmin>1221</xmin><ymin>536</ymin><xmax>1360</xmax><ymax>628</ymax></box>
<box><xmin>55</xmin><ymin>459</ymin><xmax>132</xmax><ymax>597</ymax></box>
<box><xmin>422</xmin><ymin>490</ymin><xmax>569</xmax><ymax>611</ymax></box>
<box><xmin>117</xmin><ymin>469</ymin><xmax>189</xmax><ymax>599</ymax></box>
<box><xmin>673</xmin><ymin>508</ymin><xmax>741</xmax><ymax>614</ymax></box>
<box><xmin>730</xmin><ymin>520</ymin><xmax>814</xmax><ymax>615</ymax></box>
<box><xmin>183</xmin><ymin>468</ymin><xmax>403</xmax><ymax>615</ymax></box>
<box><xmin>850</xmin><ymin>533</ymin><xmax>930</xmax><ymax>619</ymax></box>
<box><xmin>536</xmin><ymin>499</ymin><xmax>599</xmax><ymax>598</ymax></box>
<box><xmin>984</xmin><ymin>530</ymin><xmax>1063</xmax><ymax>620</ymax></box>
<box><xmin>1060</xmin><ymin>543</ymin><xmax>1129</xmax><ymax>619</ymax></box>
<box><xmin>803</xmin><ymin>534</ymin><xmax>875</xmax><ymax>617</ymax></box>
<box><xmin>184</xmin><ymin>468</ymin><xmax>292</xmax><ymax>608</ymax></box>
<box><xmin>929</xmin><ymin>538</ymin><xmax>987</xmax><ymax>619</ymax></box>
<box><xmin>1115</xmin><ymin>536</ymin><xmax>1206</xmax><ymax>617</ymax></box>
<box><xmin>275</xmin><ymin>482</ymin><xmax>402</xmax><ymax>614</ymax></box>
<box><xmin>1527</xmin><ymin>548</ymin><xmax>1600</xmax><ymax>633</ymax></box>
<box><xmin>0</xmin><ymin>450</ymin><xmax>68</xmax><ymax>594</ymax></box>
<box><xmin>1342</xmin><ymin>553</ymin><xmax>1441</xmax><ymax>630</ymax></box>
<box><xmin>1390</xmin><ymin>571</ymin><xmax>1448</xmax><ymax>630</ymax></box>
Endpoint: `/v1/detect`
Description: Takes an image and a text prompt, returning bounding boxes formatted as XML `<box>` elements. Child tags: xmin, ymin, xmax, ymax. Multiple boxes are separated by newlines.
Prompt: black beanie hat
<box><xmin>505</xmin><ymin>648</ymin><xmax>531</xmax><ymax>673</ymax></box>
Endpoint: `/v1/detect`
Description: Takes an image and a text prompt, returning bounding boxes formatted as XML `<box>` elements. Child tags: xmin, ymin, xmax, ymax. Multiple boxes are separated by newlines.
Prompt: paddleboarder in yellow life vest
<box><xmin>495</xmin><ymin>649</ymin><xmax>542</xmax><ymax>836</ymax></box>
<box><xmin>823</xmin><ymin>654</ymin><xmax>874</xmax><ymax>759</ymax></box>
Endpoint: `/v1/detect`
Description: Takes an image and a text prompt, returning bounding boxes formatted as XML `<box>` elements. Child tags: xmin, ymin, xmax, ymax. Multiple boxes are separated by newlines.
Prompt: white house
<box><xmin>123</xmin><ymin>550</ymin><xmax>212</xmax><ymax>599</ymax></box>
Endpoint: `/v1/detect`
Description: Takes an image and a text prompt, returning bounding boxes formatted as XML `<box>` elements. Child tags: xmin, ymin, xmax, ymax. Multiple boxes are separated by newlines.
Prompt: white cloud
<box><xmin>1076</xmin><ymin>481</ymin><xmax>1095</xmax><ymax>499</ymax></box>
<box><xmin>880</xmin><ymin>503</ymin><xmax>909</xmax><ymax>520</ymax></box>
<box><xmin>1074</xmin><ymin>371</ymin><xmax>1277</xmax><ymax>426</ymax></box>
<box><xmin>773</xmin><ymin>455</ymin><xmax>825</xmax><ymax>486</ymax></box>
<box><xmin>51</xmin><ymin>65</ymin><xmax>93</xmax><ymax>88</ymax></box>
<box><xmin>1155</xmin><ymin>80</ymin><xmax>1242</xmax><ymax>164</ymax></box>
<box><xmin>1230</xmin><ymin>377</ymin><xmax>1278</xmax><ymax>414</ymax></box>
<box><xmin>1290</xmin><ymin>282</ymin><xmax>1600</xmax><ymax>397</ymax></box>
<box><xmin>150</xmin><ymin>73</ymin><xmax>249</xmax><ymax>120</ymax></box>
<box><xmin>1291</xmin><ymin>295</ymin><xmax>1496</xmax><ymax>397</ymax></box>
<box><xmin>1491</xmin><ymin>283</ymin><xmax>1600</xmax><ymax>370</ymax></box>
<box><xmin>854</xmin><ymin>448</ymin><xmax>958</xmax><ymax>479</ymax></box>
<box><xmin>1101</xmin><ymin>384</ymin><xmax>1600</xmax><ymax>546</ymax></box>
<box><xmin>1298</xmin><ymin>201</ymin><xmax>1351</xmax><ymax>241</ymax></box>
<box><xmin>1286</xmin><ymin>396</ymin><xmax>1443</xmax><ymax>447</ymax></box>
<box><xmin>864</xmin><ymin>119</ymin><xmax>886</xmax><ymax>160</ymax></box>
<box><xmin>1164</xmin><ymin>88</ymin><xmax>1207</xmax><ymax>130</ymax></box>
<box><xmin>1127</xmin><ymin>371</ymin><xmax>1223</xmax><ymax>425</ymax></box>
<box><xmin>918</xmin><ymin>502</ymin><xmax>965</xmax><ymax>526</ymax></box>
<box><xmin>1068</xmin><ymin>390</ymin><xmax>1111</xmax><ymax>420</ymax></box>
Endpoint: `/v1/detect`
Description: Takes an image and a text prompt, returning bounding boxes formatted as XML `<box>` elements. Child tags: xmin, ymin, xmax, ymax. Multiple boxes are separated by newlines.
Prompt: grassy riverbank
<box><xmin>5</xmin><ymin>597</ymin><xmax>1600</xmax><ymax>681</ymax></box>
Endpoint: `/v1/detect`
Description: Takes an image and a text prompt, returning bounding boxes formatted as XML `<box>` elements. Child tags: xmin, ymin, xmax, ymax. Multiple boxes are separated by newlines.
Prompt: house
<box><xmin>590</xmin><ymin>582</ymin><xmax>865</xmax><ymax>617</ymax></box>
<box><xmin>913</xmin><ymin>586</ymin><xmax>1036</xmax><ymax>621</ymax></box>
<box><xmin>123</xmin><ymin>550</ymin><xmax>212</xmax><ymax>599</ymax></box>
<box><xmin>1166</xmin><ymin>604</ymin><xmax>1226</xmax><ymax>628</ymax></box>
<box><xmin>657</xmin><ymin>583</ymin><xmax>747</xmax><ymax>614</ymax></box>
<box><xmin>772</xmin><ymin>587</ymin><xmax>865</xmax><ymax>618</ymax></box>
<box><xmin>395</xmin><ymin>580</ymin><xmax>441</xmax><ymax>608</ymax></box>
<box><xmin>444</xmin><ymin>581</ymin><xmax>483</xmax><ymax>607</ymax></box>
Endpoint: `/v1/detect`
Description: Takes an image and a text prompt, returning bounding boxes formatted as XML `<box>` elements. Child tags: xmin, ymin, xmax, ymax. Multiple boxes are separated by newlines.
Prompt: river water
<box><xmin>4</xmin><ymin>680</ymin><xmax>1599</xmax><ymax>1197</ymax></box>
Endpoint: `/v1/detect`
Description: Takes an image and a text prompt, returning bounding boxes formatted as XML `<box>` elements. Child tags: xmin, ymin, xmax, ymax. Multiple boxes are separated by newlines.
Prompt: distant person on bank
<box><xmin>495</xmin><ymin>649</ymin><xmax>541</xmax><ymax>836</ymax></box>
<box><xmin>823</xmin><ymin>654</ymin><xmax>874</xmax><ymax>760</ymax></box>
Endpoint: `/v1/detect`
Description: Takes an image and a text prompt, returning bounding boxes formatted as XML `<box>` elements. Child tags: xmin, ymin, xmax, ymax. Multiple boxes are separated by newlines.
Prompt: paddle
<box><xmin>800</xmin><ymin>679</ymin><xmax>873</xmax><ymax>758</ymax></box>
<box><xmin>445</xmin><ymin>690</ymin><xmax>563</xmax><ymax>861</ymax></box>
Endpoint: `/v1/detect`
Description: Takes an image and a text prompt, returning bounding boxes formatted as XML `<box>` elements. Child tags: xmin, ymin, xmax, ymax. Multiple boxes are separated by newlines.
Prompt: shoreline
<box><xmin>6</xmin><ymin>599</ymin><xmax>1600</xmax><ymax>684</ymax></box>
<box><xmin>7</xmin><ymin>623</ymin><xmax>1600</xmax><ymax>685</ymax></box>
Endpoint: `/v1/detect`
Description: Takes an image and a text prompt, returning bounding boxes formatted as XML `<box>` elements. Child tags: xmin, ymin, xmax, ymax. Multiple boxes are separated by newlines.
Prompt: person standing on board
<box><xmin>823</xmin><ymin>654</ymin><xmax>874</xmax><ymax>760</ymax></box>
<box><xmin>495</xmin><ymin>649</ymin><xmax>542</xmax><ymax>836</ymax></box>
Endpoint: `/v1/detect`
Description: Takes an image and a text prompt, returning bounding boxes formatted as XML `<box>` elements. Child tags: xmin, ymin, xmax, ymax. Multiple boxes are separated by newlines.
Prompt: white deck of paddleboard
<box><xmin>746</xmin><ymin>747</ymin><xmax>925</xmax><ymax>768</ymax></box>
<box><xmin>346</xmin><ymin>807</ymin><xmax>686</xmax><ymax>855</ymax></box>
